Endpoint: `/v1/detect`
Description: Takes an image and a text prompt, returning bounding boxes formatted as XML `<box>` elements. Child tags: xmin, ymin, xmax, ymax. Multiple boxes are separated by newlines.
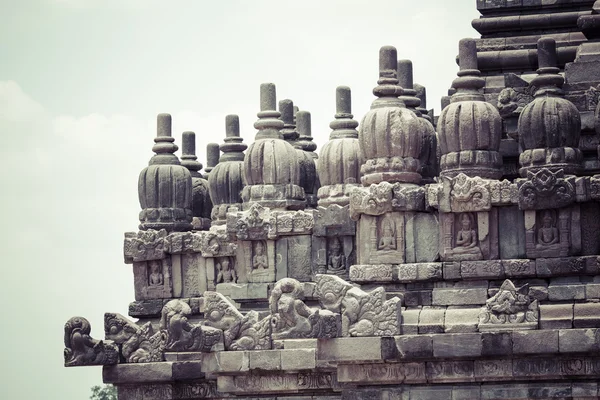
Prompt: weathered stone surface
<box><xmin>162</xmin><ymin>300</ymin><xmax>223</xmax><ymax>352</ymax></box>
<box><xmin>512</xmin><ymin>329</ymin><xmax>559</xmax><ymax>354</ymax></box>
<box><xmin>394</xmin><ymin>334</ymin><xmax>433</xmax><ymax>359</ymax></box>
<box><xmin>280</xmin><ymin>348</ymin><xmax>316</xmax><ymax>370</ymax></box>
<box><xmin>478</xmin><ymin>279</ymin><xmax>539</xmax><ymax>331</ymax></box>
<box><xmin>426</xmin><ymin>360</ymin><xmax>475</xmax><ymax>383</ymax></box>
<box><xmin>105</xmin><ymin>313</ymin><xmax>166</xmax><ymax>363</ymax></box>
<box><xmin>249</xmin><ymin>349</ymin><xmax>281</xmax><ymax>371</ymax></box>
<box><xmin>432</xmin><ymin>288</ymin><xmax>487</xmax><ymax>306</ymax></box>
<box><xmin>559</xmin><ymin>328</ymin><xmax>600</xmax><ymax>353</ymax></box>
<box><xmin>103</xmin><ymin>362</ymin><xmax>174</xmax><ymax>384</ymax></box>
<box><xmin>337</xmin><ymin>362</ymin><xmax>427</xmax><ymax>384</ymax></box>
<box><xmin>401</xmin><ymin>307</ymin><xmax>421</xmax><ymax>335</ymax></box>
<box><xmin>317</xmin><ymin>337</ymin><xmax>382</xmax><ymax>362</ymax></box>
<box><xmin>573</xmin><ymin>302</ymin><xmax>600</xmax><ymax>328</ymax></box>
<box><xmin>444</xmin><ymin>307</ymin><xmax>480</xmax><ymax>333</ymax></box>
<box><xmin>433</xmin><ymin>333</ymin><xmax>482</xmax><ymax>358</ymax></box>
<box><xmin>418</xmin><ymin>306</ymin><xmax>445</xmax><ymax>334</ymax></box>
<box><xmin>548</xmin><ymin>283</ymin><xmax>586</xmax><ymax>300</ymax></box>
<box><xmin>64</xmin><ymin>316</ymin><xmax>118</xmax><ymax>367</ymax></box>
<box><xmin>539</xmin><ymin>303</ymin><xmax>574</xmax><ymax>330</ymax></box>
<box><xmin>481</xmin><ymin>332</ymin><xmax>512</xmax><ymax>357</ymax></box>
<box><xmin>474</xmin><ymin>359</ymin><xmax>513</xmax><ymax>382</ymax></box>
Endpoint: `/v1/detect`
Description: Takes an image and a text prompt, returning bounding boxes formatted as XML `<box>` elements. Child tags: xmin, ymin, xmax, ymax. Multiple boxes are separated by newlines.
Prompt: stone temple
<box><xmin>64</xmin><ymin>1</ymin><xmax>600</xmax><ymax>399</ymax></box>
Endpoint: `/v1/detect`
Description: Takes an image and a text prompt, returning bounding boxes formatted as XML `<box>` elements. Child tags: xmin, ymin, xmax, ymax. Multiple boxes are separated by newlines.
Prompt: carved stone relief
<box><xmin>270</xmin><ymin>278</ymin><xmax>340</xmax><ymax>339</ymax></box>
<box><xmin>478</xmin><ymin>279</ymin><xmax>539</xmax><ymax>331</ymax></box>
<box><xmin>441</xmin><ymin>210</ymin><xmax>499</xmax><ymax>261</ymax></box>
<box><xmin>216</xmin><ymin>257</ymin><xmax>237</xmax><ymax>284</ymax></box>
<box><xmin>316</xmin><ymin>274</ymin><xmax>402</xmax><ymax>337</ymax></box>
<box><xmin>524</xmin><ymin>208</ymin><xmax>571</xmax><ymax>258</ymax></box>
<box><xmin>124</xmin><ymin>229</ymin><xmax>167</xmax><ymax>263</ymax></box>
<box><xmin>235</xmin><ymin>240</ymin><xmax>276</xmax><ymax>283</ymax></box>
<box><xmin>518</xmin><ymin>168</ymin><xmax>576</xmax><ymax>211</ymax></box>
<box><xmin>104</xmin><ymin>313</ymin><xmax>166</xmax><ymax>363</ymax></box>
<box><xmin>358</xmin><ymin>213</ymin><xmax>406</xmax><ymax>264</ymax></box>
<box><xmin>64</xmin><ymin>317</ymin><xmax>118</xmax><ymax>367</ymax></box>
<box><xmin>161</xmin><ymin>299</ymin><xmax>223</xmax><ymax>352</ymax></box>
<box><xmin>133</xmin><ymin>258</ymin><xmax>173</xmax><ymax>300</ymax></box>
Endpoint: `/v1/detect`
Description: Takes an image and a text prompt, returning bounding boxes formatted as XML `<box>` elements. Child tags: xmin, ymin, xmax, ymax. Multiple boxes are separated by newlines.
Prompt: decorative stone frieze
<box><xmin>124</xmin><ymin>229</ymin><xmax>168</xmax><ymax>263</ymax></box>
<box><xmin>64</xmin><ymin>316</ymin><xmax>118</xmax><ymax>367</ymax></box>
<box><xmin>478</xmin><ymin>279</ymin><xmax>539</xmax><ymax>331</ymax></box>
<box><xmin>104</xmin><ymin>313</ymin><xmax>166</xmax><ymax>363</ymax></box>
<box><xmin>349</xmin><ymin>182</ymin><xmax>425</xmax><ymax>220</ymax></box>
<box><xmin>517</xmin><ymin>168</ymin><xmax>576</xmax><ymax>211</ymax></box>
<box><xmin>162</xmin><ymin>299</ymin><xmax>223</xmax><ymax>352</ymax></box>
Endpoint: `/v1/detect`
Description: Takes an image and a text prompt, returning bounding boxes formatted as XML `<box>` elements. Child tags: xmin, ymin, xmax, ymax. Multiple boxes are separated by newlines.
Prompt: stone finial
<box><xmin>138</xmin><ymin>114</ymin><xmax>193</xmax><ymax>232</ymax></box>
<box><xmin>205</xmin><ymin>143</ymin><xmax>220</xmax><ymax>176</ymax></box>
<box><xmin>181</xmin><ymin>131</ymin><xmax>203</xmax><ymax>176</ymax></box>
<box><xmin>242</xmin><ymin>83</ymin><xmax>304</xmax><ymax>210</ymax></box>
<box><xmin>295</xmin><ymin>111</ymin><xmax>317</xmax><ymax>155</ymax></box>
<box><xmin>318</xmin><ymin>86</ymin><xmax>361</xmax><ymax>206</ymax></box>
<box><xmin>181</xmin><ymin>131</ymin><xmax>212</xmax><ymax>230</ymax></box>
<box><xmin>358</xmin><ymin>46</ymin><xmax>425</xmax><ymax>186</ymax></box>
<box><xmin>397</xmin><ymin>59</ymin><xmax>420</xmax><ymax>111</ymax></box>
<box><xmin>414</xmin><ymin>83</ymin><xmax>433</xmax><ymax>123</ymax></box>
<box><xmin>436</xmin><ymin>38</ymin><xmax>502</xmax><ymax>179</ymax></box>
<box><xmin>279</xmin><ymin>99</ymin><xmax>298</xmax><ymax>143</ymax></box>
<box><xmin>517</xmin><ymin>38</ymin><xmax>581</xmax><ymax>176</ymax></box>
<box><xmin>208</xmin><ymin>115</ymin><xmax>247</xmax><ymax>224</ymax></box>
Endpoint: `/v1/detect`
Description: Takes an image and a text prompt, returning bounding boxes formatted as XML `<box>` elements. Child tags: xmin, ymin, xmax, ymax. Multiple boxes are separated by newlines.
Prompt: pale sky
<box><xmin>0</xmin><ymin>1</ymin><xmax>480</xmax><ymax>398</ymax></box>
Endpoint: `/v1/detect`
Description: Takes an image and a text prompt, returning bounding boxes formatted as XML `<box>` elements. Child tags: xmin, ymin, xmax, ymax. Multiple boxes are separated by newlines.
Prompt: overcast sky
<box><xmin>0</xmin><ymin>1</ymin><xmax>480</xmax><ymax>398</ymax></box>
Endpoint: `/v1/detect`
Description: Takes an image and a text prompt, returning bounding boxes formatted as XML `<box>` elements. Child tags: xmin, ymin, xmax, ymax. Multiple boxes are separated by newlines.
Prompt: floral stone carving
<box><xmin>64</xmin><ymin>316</ymin><xmax>118</xmax><ymax>367</ymax></box>
<box><xmin>315</xmin><ymin>274</ymin><xmax>402</xmax><ymax>336</ymax></box>
<box><xmin>227</xmin><ymin>203</ymin><xmax>315</xmax><ymax>240</ymax></box>
<box><xmin>161</xmin><ymin>299</ymin><xmax>223</xmax><ymax>352</ymax></box>
<box><xmin>104</xmin><ymin>313</ymin><xmax>166</xmax><ymax>363</ymax></box>
<box><xmin>124</xmin><ymin>229</ymin><xmax>167</xmax><ymax>263</ymax></box>
<box><xmin>270</xmin><ymin>278</ymin><xmax>340</xmax><ymax>339</ymax></box>
<box><xmin>518</xmin><ymin>168</ymin><xmax>576</xmax><ymax>211</ymax></box>
<box><xmin>349</xmin><ymin>182</ymin><xmax>425</xmax><ymax>220</ymax></box>
<box><xmin>478</xmin><ymin>279</ymin><xmax>539</xmax><ymax>331</ymax></box>
<box><xmin>203</xmin><ymin>291</ymin><xmax>271</xmax><ymax>350</ymax></box>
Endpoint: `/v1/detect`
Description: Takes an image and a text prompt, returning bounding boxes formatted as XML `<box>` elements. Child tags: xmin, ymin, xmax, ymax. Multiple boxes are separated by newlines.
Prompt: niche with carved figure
<box><xmin>525</xmin><ymin>208</ymin><xmax>573</xmax><ymax>258</ymax></box>
<box><xmin>440</xmin><ymin>210</ymin><xmax>498</xmax><ymax>262</ymax></box>
<box><xmin>235</xmin><ymin>240</ymin><xmax>276</xmax><ymax>283</ymax></box>
<box><xmin>132</xmin><ymin>258</ymin><xmax>173</xmax><ymax>300</ymax></box>
<box><xmin>356</xmin><ymin>212</ymin><xmax>405</xmax><ymax>264</ymax></box>
<box><xmin>215</xmin><ymin>256</ymin><xmax>237</xmax><ymax>284</ymax></box>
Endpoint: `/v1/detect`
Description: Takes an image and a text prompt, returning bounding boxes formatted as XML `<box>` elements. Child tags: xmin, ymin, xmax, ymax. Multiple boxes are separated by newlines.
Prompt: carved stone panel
<box><xmin>133</xmin><ymin>258</ymin><xmax>173</xmax><ymax>301</ymax></box>
<box><xmin>236</xmin><ymin>240</ymin><xmax>276</xmax><ymax>283</ymax></box>
<box><xmin>124</xmin><ymin>229</ymin><xmax>167</xmax><ymax>263</ymax></box>
<box><xmin>64</xmin><ymin>316</ymin><xmax>118</xmax><ymax>367</ymax></box>
<box><xmin>182</xmin><ymin>254</ymin><xmax>206</xmax><ymax>297</ymax></box>
<box><xmin>315</xmin><ymin>236</ymin><xmax>354</xmax><ymax>278</ymax></box>
<box><xmin>525</xmin><ymin>208</ymin><xmax>572</xmax><ymax>258</ymax></box>
<box><xmin>215</xmin><ymin>256</ymin><xmax>237</xmax><ymax>284</ymax></box>
<box><xmin>357</xmin><ymin>213</ymin><xmax>406</xmax><ymax>265</ymax></box>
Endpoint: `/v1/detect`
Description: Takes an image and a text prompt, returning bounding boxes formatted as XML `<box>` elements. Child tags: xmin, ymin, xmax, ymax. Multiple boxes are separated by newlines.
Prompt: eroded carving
<box><xmin>161</xmin><ymin>299</ymin><xmax>223</xmax><ymax>352</ymax></box>
<box><xmin>270</xmin><ymin>278</ymin><xmax>340</xmax><ymax>339</ymax></box>
<box><xmin>518</xmin><ymin>168</ymin><xmax>576</xmax><ymax>210</ymax></box>
<box><xmin>124</xmin><ymin>229</ymin><xmax>167</xmax><ymax>263</ymax></box>
<box><xmin>451</xmin><ymin>212</ymin><xmax>483</xmax><ymax>260</ymax></box>
<box><xmin>497</xmin><ymin>86</ymin><xmax>534</xmax><ymax>119</ymax></box>
<box><xmin>378</xmin><ymin>215</ymin><xmax>397</xmax><ymax>250</ymax></box>
<box><xmin>216</xmin><ymin>257</ymin><xmax>237</xmax><ymax>283</ymax></box>
<box><xmin>478</xmin><ymin>279</ymin><xmax>539</xmax><ymax>331</ymax></box>
<box><xmin>202</xmin><ymin>291</ymin><xmax>271</xmax><ymax>350</ymax></box>
<box><xmin>64</xmin><ymin>316</ymin><xmax>118</xmax><ymax>367</ymax></box>
<box><xmin>327</xmin><ymin>237</ymin><xmax>347</xmax><ymax>276</ymax></box>
<box><xmin>316</xmin><ymin>274</ymin><xmax>401</xmax><ymax>336</ymax></box>
<box><xmin>104</xmin><ymin>313</ymin><xmax>166</xmax><ymax>363</ymax></box>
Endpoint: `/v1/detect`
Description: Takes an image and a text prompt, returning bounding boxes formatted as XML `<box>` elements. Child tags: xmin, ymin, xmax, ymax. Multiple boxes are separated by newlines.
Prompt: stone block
<box><xmin>572</xmin><ymin>382</ymin><xmax>598</xmax><ymax>399</ymax></box>
<box><xmin>444</xmin><ymin>307</ymin><xmax>480</xmax><ymax>333</ymax></box>
<box><xmin>403</xmin><ymin>290</ymin><xmax>432</xmax><ymax>306</ymax></box>
<box><xmin>474</xmin><ymin>359</ymin><xmax>513</xmax><ymax>381</ymax></box>
<box><xmin>426</xmin><ymin>361</ymin><xmax>474</xmax><ymax>383</ymax></box>
<box><xmin>338</xmin><ymin>362</ymin><xmax>426</xmax><ymax>385</ymax></box>
<box><xmin>408</xmin><ymin>386</ymin><xmax>453</xmax><ymax>400</ymax></box>
<box><xmin>512</xmin><ymin>358</ymin><xmax>562</xmax><ymax>380</ymax></box>
<box><xmin>128</xmin><ymin>299</ymin><xmax>165</xmax><ymax>317</ymax></box>
<box><xmin>413</xmin><ymin>212</ymin><xmax>440</xmax><ymax>263</ymax></box>
<box><xmin>481</xmin><ymin>332</ymin><xmax>512</xmax><ymax>357</ymax></box>
<box><xmin>394</xmin><ymin>334</ymin><xmax>433</xmax><ymax>359</ymax></box>
<box><xmin>528</xmin><ymin>285</ymin><xmax>548</xmax><ymax>301</ymax></box>
<box><xmin>280</xmin><ymin>348</ymin><xmax>316</xmax><ymax>370</ymax></box>
<box><xmin>502</xmin><ymin>259</ymin><xmax>535</xmax><ymax>278</ymax></box>
<box><xmin>432</xmin><ymin>288</ymin><xmax>488</xmax><ymax>306</ymax></box>
<box><xmin>275</xmin><ymin>339</ymin><xmax>318</xmax><ymax>350</ymax></box>
<box><xmin>317</xmin><ymin>337</ymin><xmax>382</xmax><ymax>363</ymax></box>
<box><xmin>443</xmin><ymin>262</ymin><xmax>461</xmax><ymax>280</ymax></box>
<box><xmin>548</xmin><ymin>284</ymin><xmax>586</xmax><ymax>301</ymax></box>
<box><xmin>586</xmin><ymin>283</ymin><xmax>600</xmax><ymax>299</ymax></box>
<box><xmin>248</xmin><ymin>349</ymin><xmax>281</xmax><ymax>370</ymax></box>
<box><xmin>401</xmin><ymin>307</ymin><xmax>421</xmax><ymax>335</ymax></box>
<box><xmin>480</xmin><ymin>382</ymin><xmax>571</xmax><ymax>399</ymax></box>
<box><xmin>460</xmin><ymin>260</ymin><xmax>504</xmax><ymax>280</ymax></box>
<box><xmin>559</xmin><ymin>328</ymin><xmax>600</xmax><ymax>353</ymax></box>
<box><xmin>536</xmin><ymin>257</ymin><xmax>587</xmax><ymax>277</ymax></box>
<box><xmin>287</xmin><ymin>235</ymin><xmax>313</xmax><ymax>282</ymax></box>
<box><xmin>433</xmin><ymin>333</ymin><xmax>482</xmax><ymax>358</ymax></box>
<box><xmin>498</xmin><ymin>206</ymin><xmax>526</xmax><ymax>259</ymax></box>
<box><xmin>103</xmin><ymin>362</ymin><xmax>173</xmax><ymax>384</ymax></box>
<box><xmin>574</xmin><ymin>302</ymin><xmax>600</xmax><ymax>328</ymax></box>
<box><xmin>214</xmin><ymin>351</ymin><xmax>249</xmax><ymax>373</ymax></box>
<box><xmin>172</xmin><ymin>361</ymin><xmax>203</xmax><ymax>380</ymax></box>
<box><xmin>452</xmin><ymin>385</ymin><xmax>481</xmax><ymax>399</ymax></box>
<box><xmin>512</xmin><ymin>330</ymin><xmax>558</xmax><ymax>355</ymax></box>
<box><xmin>418</xmin><ymin>306</ymin><xmax>445</xmax><ymax>334</ymax></box>
<box><xmin>539</xmin><ymin>303</ymin><xmax>573</xmax><ymax>329</ymax></box>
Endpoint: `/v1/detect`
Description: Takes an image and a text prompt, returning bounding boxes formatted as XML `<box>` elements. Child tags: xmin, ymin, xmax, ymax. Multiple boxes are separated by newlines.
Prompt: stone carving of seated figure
<box><xmin>148</xmin><ymin>261</ymin><xmax>164</xmax><ymax>287</ymax></box>
<box><xmin>451</xmin><ymin>213</ymin><xmax>482</xmax><ymax>260</ymax></box>
<box><xmin>537</xmin><ymin>211</ymin><xmax>559</xmax><ymax>247</ymax></box>
<box><xmin>378</xmin><ymin>217</ymin><xmax>396</xmax><ymax>250</ymax></box>
<box><xmin>252</xmin><ymin>241</ymin><xmax>268</xmax><ymax>269</ymax></box>
<box><xmin>216</xmin><ymin>258</ymin><xmax>237</xmax><ymax>283</ymax></box>
<box><xmin>327</xmin><ymin>238</ymin><xmax>346</xmax><ymax>276</ymax></box>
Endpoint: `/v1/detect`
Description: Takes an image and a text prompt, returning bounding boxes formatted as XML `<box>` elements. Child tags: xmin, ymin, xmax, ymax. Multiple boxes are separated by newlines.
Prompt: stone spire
<box><xmin>317</xmin><ymin>86</ymin><xmax>362</xmax><ymax>207</ymax></box>
<box><xmin>181</xmin><ymin>131</ymin><xmax>212</xmax><ymax>230</ymax></box>
<box><xmin>279</xmin><ymin>99</ymin><xmax>298</xmax><ymax>145</ymax></box>
<box><xmin>241</xmin><ymin>83</ymin><xmax>305</xmax><ymax>210</ymax></box>
<box><xmin>358</xmin><ymin>46</ymin><xmax>424</xmax><ymax>186</ymax></box>
<box><xmin>397</xmin><ymin>59</ymin><xmax>438</xmax><ymax>183</ymax></box>
<box><xmin>138</xmin><ymin>113</ymin><xmax>193</xmax><ymax>232</ymax></box>
<box><xmin>518</xmin><ymin>38</ymin><xmax>582</xmax><ymax>176</ymax></box>
<box><xmin>294</xmin><ymin>111</ymin><xmax>319</xmax><ymax>208</ymax></box>
<box><xmin>437</xmin><ymin>38</ymin><xmax>503</xmax><ymax>179</ymax></box>
<box><xmin>204</xmin><ymin>143</ymin><xmax>220</xmax><ymax>179</ymax></box>
<box><xmin>208</xmin><ymin>114</ymin><xmax>247</xmax><ymax>224</ymax></box>
<box><xmin>414</xmin><ymin>83</ymin><xmax>432</xmax><ymax>123</ymax></box>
